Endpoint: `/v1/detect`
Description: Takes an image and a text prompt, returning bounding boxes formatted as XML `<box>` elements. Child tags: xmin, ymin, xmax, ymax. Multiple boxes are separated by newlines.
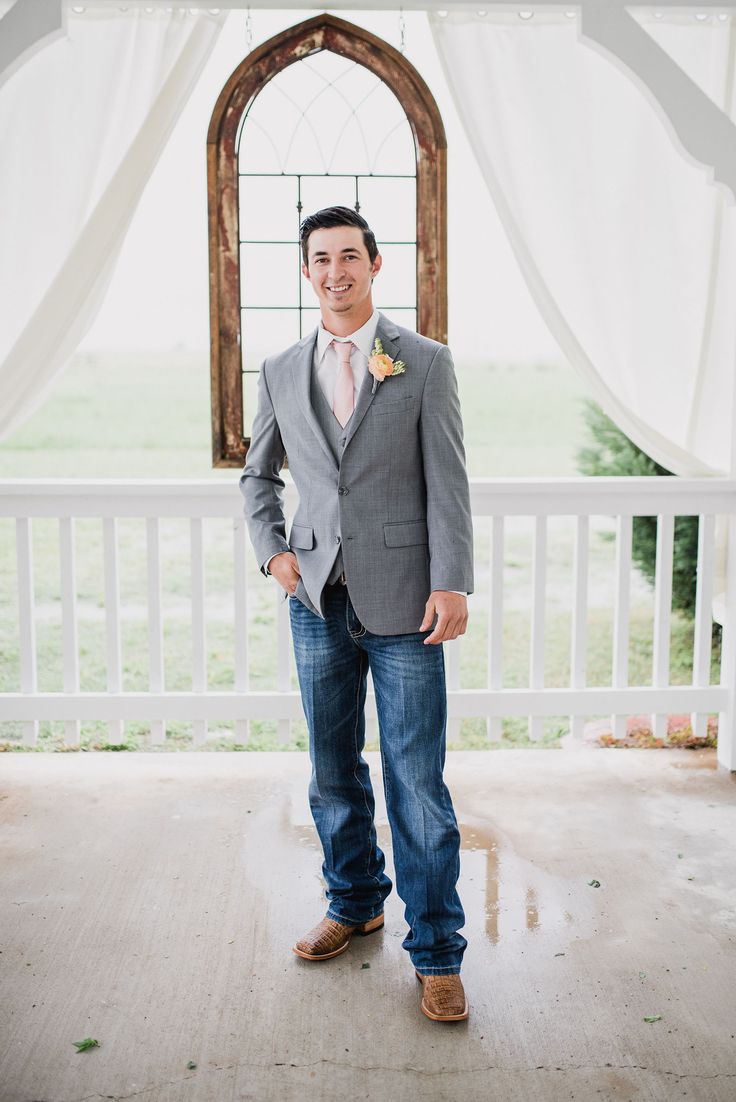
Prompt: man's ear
<box><xmin>371</xmin><ymin>253</ymin><xmax>383</xmax><ymax>279</ymax></box>
<box><xmin>301</xmin><ymin>261</ymin><xmax>311</xmax><ymax>282</ymax></box>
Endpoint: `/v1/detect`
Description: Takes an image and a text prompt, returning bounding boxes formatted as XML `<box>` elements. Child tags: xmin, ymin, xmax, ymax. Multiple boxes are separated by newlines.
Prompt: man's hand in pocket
<box><xmin>270</xmin><ymin>551</ymin><xmax>301</xmax><ymax>595</ymax></box>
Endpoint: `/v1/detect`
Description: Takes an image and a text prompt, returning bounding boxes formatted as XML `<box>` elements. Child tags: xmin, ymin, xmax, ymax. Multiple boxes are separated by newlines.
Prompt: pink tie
<box><xmin>332</xmin><ymin>339</ymin><xmax>355</xmax><ymax>427</ymax></box>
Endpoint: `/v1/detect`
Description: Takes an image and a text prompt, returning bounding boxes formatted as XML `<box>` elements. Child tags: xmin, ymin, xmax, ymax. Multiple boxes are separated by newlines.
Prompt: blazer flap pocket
<box><xmin>372</xmin><ymin>395</ymin><xmax>415</xmax><ymax>416</ymax></box>
<box><xmin>289</xmin><ymin>523</ymin><xmax>314</xmax><ymax>550</ymax></box>
<box><xmin>384</xmin><ymin>520</ymin><xmax>428</xmax><ymax>548</ymax></box>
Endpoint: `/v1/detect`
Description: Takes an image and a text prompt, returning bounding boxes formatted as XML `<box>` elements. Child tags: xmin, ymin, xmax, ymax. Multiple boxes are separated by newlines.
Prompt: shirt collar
<box><xmin>316</xmin><ymin>309</ymin><xmax>380</xmax><ymax>362</ymax></box>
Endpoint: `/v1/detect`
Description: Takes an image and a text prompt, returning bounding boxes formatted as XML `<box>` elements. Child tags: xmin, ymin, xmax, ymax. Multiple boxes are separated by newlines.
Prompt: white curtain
<box><xmin>430</xmin><ymin>10</ymin><xmax>736</xmax><ymax>480</ymax></box>
<box><xmin>0</xmin><ymin>5</ymin><xmax>225</xmax><ymax>439</ymax></box>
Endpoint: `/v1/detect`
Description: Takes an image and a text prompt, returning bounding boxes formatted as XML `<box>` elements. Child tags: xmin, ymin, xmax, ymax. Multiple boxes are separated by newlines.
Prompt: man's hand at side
<box><xmin>420</xmin><ymin>591</ymin><xmax>468</xmax><ymax>644</ymax></box>
<box><xmin>269</xmin><ymin>551</ymin><xmax>301</xmax><ymax>595</ymax></box>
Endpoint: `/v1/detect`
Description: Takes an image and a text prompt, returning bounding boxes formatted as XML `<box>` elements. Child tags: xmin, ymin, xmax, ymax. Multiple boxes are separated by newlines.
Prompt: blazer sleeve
<box><xmin>238</xmin><ymin>361</ymin><xmax>291</xmax><ymax>574</ymax></box>
<box><xmin>418</xmin><ymin>344</ymin><xmax>475</xmax><ymax>594</ymax></box>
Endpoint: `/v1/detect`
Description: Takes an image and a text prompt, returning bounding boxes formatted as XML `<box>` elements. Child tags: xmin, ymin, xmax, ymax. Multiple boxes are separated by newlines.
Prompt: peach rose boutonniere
<box><xmin>368</xmin><ymin>337</ymin><xmax>406</xmax><ymax>394</ymax></box>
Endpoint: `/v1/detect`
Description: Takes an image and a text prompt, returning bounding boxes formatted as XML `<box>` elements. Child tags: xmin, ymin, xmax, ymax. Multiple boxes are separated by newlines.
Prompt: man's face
<box><xmin>302</xmin><ymin>225</ymin><xmax>382</xmax><ymax>327</ymax></box>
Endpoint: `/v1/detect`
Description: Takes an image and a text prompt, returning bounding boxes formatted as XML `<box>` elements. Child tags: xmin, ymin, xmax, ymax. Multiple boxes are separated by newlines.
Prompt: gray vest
<box><xmin>310</xmin><ymin>367</ymin><xmax>350</xmax><ymax>586</ymax></box>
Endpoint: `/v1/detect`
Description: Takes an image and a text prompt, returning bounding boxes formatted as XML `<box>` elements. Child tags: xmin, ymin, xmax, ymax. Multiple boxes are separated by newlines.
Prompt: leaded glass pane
<box><xmin>358</xmin><ymin>176</ymin><xmax>416</xmax><ymax>242</ymax></box>
<box><xmin>239</xmin><ymin>175</ymin><xmax>296</xmax><ymax>241</ymax></box>
<box><xmin>373</xmin><ymin>243</ymin><xmax>416</xmax><ymax>310</ymax></box>
<box><xmin>237</xmin><ymin>48</ymin><xmax>417</xmax><ymax>360</ymax></box>
<box><xmin>298</xmin><ymin>176</ymin><xmax>358</xmax><ymax>219</ymax></box>
<box><xmin>239</xmin><ymin>52</ymin><xmax>415</xmax><ymax>176</ymax></box>
<box><xmin>240</xmin><ymin>308</ymin><xmax>301</xmax><ymax>373</ymax></box>
<box><xmin>241</xmin><ymin>243</ymin><xmax>300</xmax><ymax>309</ymax></box>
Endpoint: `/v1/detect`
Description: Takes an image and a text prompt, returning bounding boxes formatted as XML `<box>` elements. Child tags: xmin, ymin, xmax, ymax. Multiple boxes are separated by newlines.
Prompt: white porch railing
<box><xmin>1</xmin><ymin>477</ymin><xmax>735</xmax><ymax>771</ymax></box>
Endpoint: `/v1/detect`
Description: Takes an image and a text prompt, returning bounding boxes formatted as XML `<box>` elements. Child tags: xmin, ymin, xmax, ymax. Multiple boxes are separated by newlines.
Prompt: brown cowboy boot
<box><xmin>293</xmin><ymin>913</ymin><xmax>384</xmax><ymax>961</ymax></box>
<box><xmin>415</xmin><ymin>970</ymin><xmax>469</xmax><ymax>1021</ymax></box>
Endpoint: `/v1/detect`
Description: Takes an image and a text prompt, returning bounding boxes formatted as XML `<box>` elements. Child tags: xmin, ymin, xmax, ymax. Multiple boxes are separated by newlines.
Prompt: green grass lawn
<box><xmin>0</xmin><ymin>349</ymin><xmax>588</xmax><ymax>478</ymax></box>
<box><xmin>0</xmin><ymin>349</ymin><xmax>717</xmax><ymax>750</ymax></box>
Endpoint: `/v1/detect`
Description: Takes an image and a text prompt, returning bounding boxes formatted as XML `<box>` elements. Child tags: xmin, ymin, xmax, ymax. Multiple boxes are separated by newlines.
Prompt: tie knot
<box><xmin>332</xmin><ymin>339</ymin><xmax>353</xmax><ymax>364</ymax></box>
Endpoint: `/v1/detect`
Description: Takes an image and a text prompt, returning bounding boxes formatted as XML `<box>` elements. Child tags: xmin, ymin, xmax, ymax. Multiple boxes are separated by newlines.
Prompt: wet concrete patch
<box><xmin>0</xmin><ymin>749</ymin><xmax>735</xmax><ymax>1101</ymax></box>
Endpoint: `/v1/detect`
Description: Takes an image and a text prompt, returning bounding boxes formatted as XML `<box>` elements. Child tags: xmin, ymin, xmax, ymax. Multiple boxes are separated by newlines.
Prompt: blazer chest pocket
<box><xmin>384</xmin><ymin>520</ymin><xmax>428</xmax><ymax>548</ymax></box>
<box><xmin>372</xmin><ymin>396</ymin><xmax>415</xmax><ymax>417</ymax></box>
<box><xmin>289</xmin><ymin>524</ymin><xmax>314</xmax><ymax>550</ymax></box>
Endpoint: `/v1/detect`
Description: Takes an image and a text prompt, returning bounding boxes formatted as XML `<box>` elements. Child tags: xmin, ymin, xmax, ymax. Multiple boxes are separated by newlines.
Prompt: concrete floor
<box><xmin>1</xmin><ymin>748</ymin><xmax>735</xmax><ymax>1102</ymax></box>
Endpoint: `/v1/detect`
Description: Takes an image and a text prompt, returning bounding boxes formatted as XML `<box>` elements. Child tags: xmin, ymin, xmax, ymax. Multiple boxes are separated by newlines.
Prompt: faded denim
<box><xmin>289</xmin><ymin>581</ymin><xmax>467</xmax><ymax>975</ymax></box>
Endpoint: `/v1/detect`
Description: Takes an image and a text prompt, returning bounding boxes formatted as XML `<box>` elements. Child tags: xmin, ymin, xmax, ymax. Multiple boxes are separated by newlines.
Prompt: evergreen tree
<box><xmin>576</xmin><ymin>399</ymin><xmax>700</xmax><ymax>618</ymax></box>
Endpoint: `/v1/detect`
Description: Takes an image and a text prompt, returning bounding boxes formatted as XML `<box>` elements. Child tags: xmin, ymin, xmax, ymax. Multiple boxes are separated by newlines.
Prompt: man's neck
<box><xmin>320</xmin><ymin>302</ymin><xmax>375</xmax><ymax>338</ymax></box>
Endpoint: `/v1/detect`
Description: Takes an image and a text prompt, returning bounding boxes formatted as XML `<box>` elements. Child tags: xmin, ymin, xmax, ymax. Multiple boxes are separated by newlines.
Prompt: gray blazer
<box><xmin>239</xmin><ymin>312</ymin><xmax>474</xmax><ymax>635</ymax></box>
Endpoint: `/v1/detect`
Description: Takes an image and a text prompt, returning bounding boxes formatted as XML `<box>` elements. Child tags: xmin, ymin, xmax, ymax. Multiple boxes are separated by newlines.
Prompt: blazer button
<box><xmin>338</xmin><ymin>486</ymin><xmax>349</xmax><ymax>495</ymax></box>
<box><xmin>335</xmin><ymin>535</ymin><xmax>341</xmax><ymax>543</ymax></box>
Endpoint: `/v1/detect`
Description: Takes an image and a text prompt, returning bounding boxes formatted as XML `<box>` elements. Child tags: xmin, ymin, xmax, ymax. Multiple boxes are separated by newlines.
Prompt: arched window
<box><xmin>207</xmin><ymin>13</ymin><xmax>447</xmax><ymax>466</ymax></box>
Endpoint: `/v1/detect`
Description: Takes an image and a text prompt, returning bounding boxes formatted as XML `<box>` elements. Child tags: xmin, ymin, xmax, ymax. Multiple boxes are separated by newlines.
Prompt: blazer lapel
<box><xmin>290</xmin><ymin>327</ymin><xmax>338</xmax><ymax>469</ymax></box>
<box><xmin>343</xmin><ymin>312</ymin><xmax>401</xmax><ymax>451</ymax></box>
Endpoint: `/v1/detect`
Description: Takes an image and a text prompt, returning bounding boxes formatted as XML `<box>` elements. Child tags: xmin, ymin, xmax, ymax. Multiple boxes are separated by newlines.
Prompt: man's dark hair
<box><xmin>299</xmin><ymin>206</ymin><xmax>378</xmax><ymax>266</ymax></box>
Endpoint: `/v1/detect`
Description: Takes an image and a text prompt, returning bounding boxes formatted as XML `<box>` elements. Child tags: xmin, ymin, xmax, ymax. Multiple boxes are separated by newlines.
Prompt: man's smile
<box><xmin>302</xmin><ymin>225</ymin><xmax>382</xmax><ymax>331</ymax></box>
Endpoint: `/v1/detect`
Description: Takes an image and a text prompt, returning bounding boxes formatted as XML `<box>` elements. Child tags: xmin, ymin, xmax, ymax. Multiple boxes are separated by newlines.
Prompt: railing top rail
<box><xmin>0</xmin><ymin>476</ymin><xmax>734</xmax><ymax>518</ymax></box>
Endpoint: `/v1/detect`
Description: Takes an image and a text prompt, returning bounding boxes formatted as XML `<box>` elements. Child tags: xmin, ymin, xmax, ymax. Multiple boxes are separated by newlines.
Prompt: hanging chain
<box><xmin>398</xmin><ymin>7</ymin><xmax>406</xmax><ymax>54</ymax></box>
<box><xmin>245</xmin><ymin>7</ymin><xmax>253</xmax><ymax>53</ymax></box>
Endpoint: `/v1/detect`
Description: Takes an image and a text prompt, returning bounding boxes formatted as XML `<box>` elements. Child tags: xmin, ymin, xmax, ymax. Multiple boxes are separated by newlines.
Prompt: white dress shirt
<box><xmin>313</xmin><ymin>309</ymin><xmax>379</xmax><ymax>411</ymax></box>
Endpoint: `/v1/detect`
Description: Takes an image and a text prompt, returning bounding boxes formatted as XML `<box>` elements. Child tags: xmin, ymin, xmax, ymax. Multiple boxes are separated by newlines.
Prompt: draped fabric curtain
<box><xmin>0</xmin><ymin>6</ymin><xmax>226</xmax><ymax>439</ymax></box>
<box><xmin>430</xmin><ymin>10</ymin><xmax>736</xmax><ymax>480</ymax></box>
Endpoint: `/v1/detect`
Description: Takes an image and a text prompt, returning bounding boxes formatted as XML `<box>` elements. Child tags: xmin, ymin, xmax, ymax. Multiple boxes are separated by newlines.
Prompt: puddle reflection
<box><xmin>288</xmin><ymin>791</ymin><xmax>588</xmax><ymax>948</ymax></box>
<box><xmin>458</xmin><ymin>818</ymin><xmax>580</xmax><ymax>945</ymax></box>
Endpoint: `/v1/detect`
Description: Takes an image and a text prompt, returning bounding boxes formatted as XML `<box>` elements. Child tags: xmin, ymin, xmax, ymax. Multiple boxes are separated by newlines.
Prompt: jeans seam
<box><xmin>378</xmin><ymin>738</ymin><xmax>391</xmax><ymax>819</ymax></box>
<box><xmin>415</xmin><ymin>967</ymin><xmax>462</xmax><ymax>975</ymax></box>
<box><xmin>345</xmin><ymin>590</ymin><xmax>367</xmax><ymax>640</ymax></box>
<box><xmin>352</xmin><ymin>648</ymin><xmax>381</xmax><ymax>894</ymax></box>
<box><xmin>325</xmin><ymin>907</ymin><xmax>381</xmax><ymax>926</ymax></box>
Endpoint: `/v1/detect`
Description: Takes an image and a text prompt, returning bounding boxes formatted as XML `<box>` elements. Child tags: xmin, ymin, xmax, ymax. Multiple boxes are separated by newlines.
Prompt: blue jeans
<box><xmin>288</xmin><ymin>581</ymin><xmax>467</xmax><ymax>974</ymax></box>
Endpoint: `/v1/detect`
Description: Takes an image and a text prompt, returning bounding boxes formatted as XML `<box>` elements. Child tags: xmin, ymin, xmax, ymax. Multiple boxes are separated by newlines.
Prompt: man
<box><xmin>240</xmin><ymin>206</ymin><xmax>474</xmax><ymax>1022</ymax></box>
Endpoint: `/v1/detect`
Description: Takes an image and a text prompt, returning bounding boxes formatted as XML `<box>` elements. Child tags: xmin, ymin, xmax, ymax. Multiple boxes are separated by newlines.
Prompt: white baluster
<box><xmin>529</xmin><ymin>516</ymin><xmax>546</xmax><ymax>741</ymax></box>
<box><xmin>611</xmin><ymin>514</ymin><xmax>632</xmax><ymax>740</ymax></box>
<box><xmin>488</xmin><ymin>516</ymin><xmax>504</xmax><ymax>742</ymax></box>
<box><xmin>692</xmin><ymin>514</ymin><xmax>715</xmax><ymax>739</ymax></box>
<box><xmin>570</xmin><ymin>514</ymin><xmax>589</xmax><ymax>740</ymax></box>
<box><xmin>652</xmin><ymin>514</ymin><xmax>674</xmax><ymax>740</ymax></box>
<box><xmin>190</xmin><ymin>517</ymin><xmax>207</xmax><ymax>745</ymax></box>
<box><xmin>718</xmin><ymin>514</ymin><xmax>736</xmax><ymax>770</ymax></box>
<box><xmin>103</xmin><ymin>517</ymin><xmax>123</xmax><ymax>742</ymax></box>
<box><xmin>147</xmin><ymin>517</ymin><xmax>165</xmax><ymax>745</ymax></box>
<box><xmin>59</xmin><ymin>517</ymin><xmax>80</xmax><ymax>746</ymax></box>
<box><xmin>15</xmin><ymin>518</ymin><xmax>38</xmax><ymax>745</ymax></box>
<box><xmin>233</xmin><ymin>516</ymin><xmax>249</xmax><ymax>743</ymax></box>
<box><xmin>276</xmin><ymin>584</ymin><xmax>291</xmax><ymax>742</ymax></box>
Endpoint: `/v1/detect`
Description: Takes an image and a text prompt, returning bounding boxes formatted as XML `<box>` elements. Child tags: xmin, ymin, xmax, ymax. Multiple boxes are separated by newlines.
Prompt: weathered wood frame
<box><xmin>206</xmin><ymin>13</ymin><xmax>447</xmax><ymax>467</ymax></box>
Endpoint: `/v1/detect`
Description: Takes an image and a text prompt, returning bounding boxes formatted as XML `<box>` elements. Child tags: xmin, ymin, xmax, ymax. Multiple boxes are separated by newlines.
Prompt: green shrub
<box><xmin>576</xmin><ymin>398</ymin><xmax>701</xmax><ymax>619</ymax></box>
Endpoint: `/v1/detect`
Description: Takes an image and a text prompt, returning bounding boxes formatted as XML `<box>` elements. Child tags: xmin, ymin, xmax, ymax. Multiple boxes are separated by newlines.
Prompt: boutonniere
<box><xmin>368</xmin><ymin>337</ymin><xmax>406</xmax><ymax>394</ymax></box>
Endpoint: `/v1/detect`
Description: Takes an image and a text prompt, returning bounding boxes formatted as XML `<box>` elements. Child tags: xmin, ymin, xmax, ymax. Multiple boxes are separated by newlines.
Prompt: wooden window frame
<box><xmin>206</xmin><ymin>13</ymin><xmax>447</xmax><ymax>467</ymax></box>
